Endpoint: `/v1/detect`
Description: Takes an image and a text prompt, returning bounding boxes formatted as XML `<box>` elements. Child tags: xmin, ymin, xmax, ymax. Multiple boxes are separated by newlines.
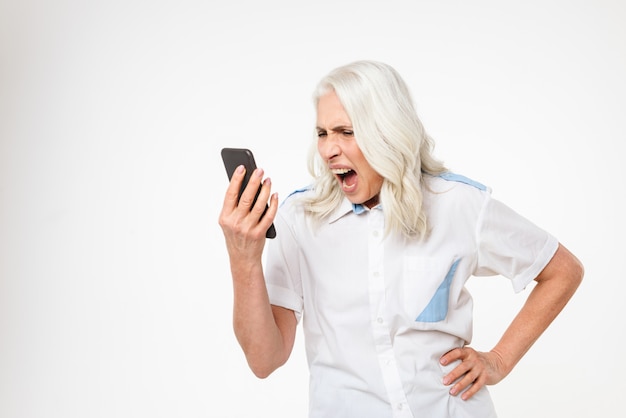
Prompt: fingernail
<box><xmin>236</xmin><ymin>165</ymin><xmax>245</xmax><ymax>173</ymax></box>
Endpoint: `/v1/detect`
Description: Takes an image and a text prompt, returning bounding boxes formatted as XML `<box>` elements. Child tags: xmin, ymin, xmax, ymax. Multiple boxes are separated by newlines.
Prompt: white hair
<box><xmin>302</xmin><ymin>60</ymin><xmax>447</xmax><ymax>239</ymax></box>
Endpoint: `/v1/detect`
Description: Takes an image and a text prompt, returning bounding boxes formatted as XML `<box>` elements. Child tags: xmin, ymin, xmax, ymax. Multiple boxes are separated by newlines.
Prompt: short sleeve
<box><xmin>264</xmin><ymin>210</ymin><xmax>304</xmax><ymax>322</ymax></box>
<box><xmin>475</xmin><ymin>195</ymin><xmax>559</xmax><ymax>292</ymax></box>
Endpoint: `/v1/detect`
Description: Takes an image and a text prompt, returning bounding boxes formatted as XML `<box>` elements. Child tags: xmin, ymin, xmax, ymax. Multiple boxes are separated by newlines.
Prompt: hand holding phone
<box><xmin>221</xmin><ymin>148</ymin><xmax>277</xmax><ymax>239</ymax></box>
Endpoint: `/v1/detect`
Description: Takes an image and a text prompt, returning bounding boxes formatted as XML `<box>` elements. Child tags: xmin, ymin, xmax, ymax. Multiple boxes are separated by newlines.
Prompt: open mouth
<box><xmin>331</xmin><ymin>168</ymin><xmax>357</xmax><ymax>190</ymax></box>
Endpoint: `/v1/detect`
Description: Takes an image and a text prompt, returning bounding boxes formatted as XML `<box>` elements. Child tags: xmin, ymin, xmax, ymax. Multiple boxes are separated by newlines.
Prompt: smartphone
<box><xmin>221</xmin><ymin>147</ymin><xmax>276</xmax><ymax>239</ymax></box>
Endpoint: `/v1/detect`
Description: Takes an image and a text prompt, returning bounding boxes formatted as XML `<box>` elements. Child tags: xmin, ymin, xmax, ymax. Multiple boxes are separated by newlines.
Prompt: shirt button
<box><xmin>372</xmin><ymin>230</ymin><xmax>379</xmax><ymax>237</ymax></box>
<box><xmin>397</xmin><ymin>403</ymin><xmax>404</xmax><ymax>410</ymax></box>
<box><xmin>376</xmin><ymin>317</ymin><xmax>383</xmax><ymax>324</ymax></box>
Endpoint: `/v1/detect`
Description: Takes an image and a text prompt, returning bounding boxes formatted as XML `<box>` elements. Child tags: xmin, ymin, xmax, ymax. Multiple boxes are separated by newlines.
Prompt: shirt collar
<box><xmin>328</xmin><ymin>198</ymin><xmax>379</xmax><ymax>223</ymax></box>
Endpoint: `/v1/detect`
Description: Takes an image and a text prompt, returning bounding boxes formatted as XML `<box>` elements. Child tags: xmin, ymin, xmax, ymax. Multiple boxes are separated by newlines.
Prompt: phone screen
<box><xmin>221</xmin><ymin>148</ymin><xmax>276</xmax><ymax>239</ymax></box>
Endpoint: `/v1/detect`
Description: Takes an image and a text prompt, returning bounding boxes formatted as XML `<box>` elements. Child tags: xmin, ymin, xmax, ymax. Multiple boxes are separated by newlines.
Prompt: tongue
<box><xmin>343</xmin><ymin>171</ymin><xmax>357</xmax><ymax>188</ymax></box>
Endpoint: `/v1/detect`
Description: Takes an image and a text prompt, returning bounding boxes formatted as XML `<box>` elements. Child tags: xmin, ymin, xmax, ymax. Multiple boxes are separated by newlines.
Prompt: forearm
<box><xmin>491</xmin><ymin>244</ymin><xmax>583</xmax><ymax>375</ymax></box>
<box><xmin>491</xmin><ymin>279</ymin><xmax>574</xmax><ymax>374</ymax></box>
<box><xmin>231</xmin><ymin>260</ymin><xmax>290</xmax><ymax>378</ymax></box>
<box><xmin>441</xmin><ymin>244</ymin><xmax>583</xmax><ymax>400</ymax></box>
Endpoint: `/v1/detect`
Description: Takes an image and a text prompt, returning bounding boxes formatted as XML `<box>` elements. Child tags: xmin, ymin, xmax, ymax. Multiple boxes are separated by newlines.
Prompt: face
<box><xmin>316</xmin><ymin>91</ymin><xmax>384</xmax><ymax>208</ymax></box>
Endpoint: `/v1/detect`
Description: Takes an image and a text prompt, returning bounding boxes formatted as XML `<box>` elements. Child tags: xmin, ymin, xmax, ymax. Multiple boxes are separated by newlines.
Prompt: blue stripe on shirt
<box><xmin>437</xmin><ymin>172</ymin><xmax>487</xmax><ymax>191</ymax></box>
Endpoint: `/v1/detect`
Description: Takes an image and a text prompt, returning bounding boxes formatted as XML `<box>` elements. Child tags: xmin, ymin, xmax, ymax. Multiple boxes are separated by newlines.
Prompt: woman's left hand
<box><xmin>440</xmin><ymin>245</ymin><xmax>583</xmax><ymax>401</ymax></box>
<box><xmin>439</xmin><ymin>347</ymin><xmax>508</xmax><ymax>401</ymax></box>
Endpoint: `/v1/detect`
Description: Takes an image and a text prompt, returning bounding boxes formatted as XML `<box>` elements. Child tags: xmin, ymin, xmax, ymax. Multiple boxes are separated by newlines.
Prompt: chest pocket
<box><xmin>403</xmin><ymin>257</ymin><xmax>461</xmax><ymax>323</ymax></box>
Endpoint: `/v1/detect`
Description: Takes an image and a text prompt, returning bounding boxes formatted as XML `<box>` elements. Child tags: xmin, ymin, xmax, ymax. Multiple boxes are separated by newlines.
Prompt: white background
<box><xmin>1</xmin><ymin>1</ymin><xmax>624</xmax><ymax>417</ymax></box>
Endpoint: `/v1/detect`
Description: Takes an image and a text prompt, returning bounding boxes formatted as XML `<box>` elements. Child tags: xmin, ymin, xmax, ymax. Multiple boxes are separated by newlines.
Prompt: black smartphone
<box><xmin>221</xmin><ymin>147</ymin><xmax>276</xmax><ymax>239</ymax></box>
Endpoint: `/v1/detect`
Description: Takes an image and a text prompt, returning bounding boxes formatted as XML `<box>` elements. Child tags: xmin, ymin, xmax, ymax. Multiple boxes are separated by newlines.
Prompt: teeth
<box><xmin>331</xmin><ymin>168</ymin><xmax>352</xmax><ymax>175</ymax></box>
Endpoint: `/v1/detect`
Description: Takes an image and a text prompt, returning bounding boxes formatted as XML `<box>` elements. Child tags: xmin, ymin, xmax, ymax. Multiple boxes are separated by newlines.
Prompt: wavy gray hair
<box><xmin>303</xmin><ymin>60</ymin><xmax>446</xmax><ymax>238</ymax></box>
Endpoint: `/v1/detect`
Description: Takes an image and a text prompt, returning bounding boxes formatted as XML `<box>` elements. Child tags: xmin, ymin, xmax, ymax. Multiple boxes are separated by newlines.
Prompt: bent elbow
<box><xmin>246</xmin><ymin>350</ymin><xmax>288</xmax><ymax>379</ymax></box>
<box><xmin>552</xmin><ymin>243</ymin><xmax>585</xmax><ymax>291</ymax></box>
<box><xmin>574</xmin><ymin>257</ymin><xmax>584</xmax><ymax>286</ymax></box>
<box><xmin>251</xmin><ymin>367</ymin><xmax>273</xmax><ymax>379</ymax></box>
<box><xmin>248</xmin><ymin>359</ymin><xmax>283</xmax><ymax>379</ymax></box>
<box><xmin>562</xmin><ymin>250</ymin><xmax>584</xmax><ymax>298</ymax></box>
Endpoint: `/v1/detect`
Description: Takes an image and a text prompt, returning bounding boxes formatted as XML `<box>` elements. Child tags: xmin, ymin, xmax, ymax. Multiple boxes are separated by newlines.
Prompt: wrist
<box><xmin>489</xmin><ymin>348</ymin><xmax>512</xmax><ymax>378</ymax></box>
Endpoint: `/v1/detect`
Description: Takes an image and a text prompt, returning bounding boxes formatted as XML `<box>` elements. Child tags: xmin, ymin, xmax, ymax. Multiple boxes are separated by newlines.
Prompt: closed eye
<box><xmin>316</xmin><ymin>126</ymin><xmax>353</xmax><ymax>138</ymax></box>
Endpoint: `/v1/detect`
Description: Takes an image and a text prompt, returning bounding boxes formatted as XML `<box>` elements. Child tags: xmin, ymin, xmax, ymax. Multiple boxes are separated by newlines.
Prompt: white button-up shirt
<box><xmin>265</xmin><ymin>174</ymin><xmax>558</xmax><ymax>418</ymax></box>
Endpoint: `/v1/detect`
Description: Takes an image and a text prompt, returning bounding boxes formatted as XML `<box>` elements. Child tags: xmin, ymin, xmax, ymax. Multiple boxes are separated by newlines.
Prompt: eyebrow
<box><xmin>316</xmin><ymin>125</ymin><xmax>353</xmax><ymax>132</ymax></box>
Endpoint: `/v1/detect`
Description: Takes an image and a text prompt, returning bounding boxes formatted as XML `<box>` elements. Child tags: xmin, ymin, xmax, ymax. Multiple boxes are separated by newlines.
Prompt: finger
<box><xmin>257</xmin><ymin>190</ymin><xmax>279</xmax><ymax>235</ymax></box>
<box><xmin>238</xmin><ymin>168</ymin><xmax>264</xmax><ymax>211</ymax></box>
<box><xmin>442</xmin><ymin>357</ymin><xmax>472</xmax><ymax>387</ymax></box>
<box><xmin>252</xmin><ymin>177</ymin><xmax>277</xmax><ymax>218</ymax></box>
<box><xmin>250</xmin><ymin>177</ymin><xmax>279</xmax><ymax>238</ymax></box>
<box><xmin>448</xmin><ymin>365</ymin><xmax>480</xmax><ymax>397</ymax></box>
<box><xmin>222</xmin><ymin>165</ymin><xmax>246</xmax><ymax>211</ymax></box>
<box><xmin>440</xmin><ymin>347</ymin><xmax>465</xmax><ymax>366</ymax></box>
<box><xmin>250</xmin><ymin>177</ymin><xmax>273</xmax><ymax>219</ymax></box>
<box><xmin>442</xmin><ymin>347</ymin><xmax>479</xmax><ymax>386</ymax></box>
<box><xmin>460</xmin><ymin>372</ymin><xmax>487</xmax><ymax>401</ymax></box>
<box><xmin>219</xmin><ymin>165</ymin><xmax>247</xmax><ymax>233</ymax></box>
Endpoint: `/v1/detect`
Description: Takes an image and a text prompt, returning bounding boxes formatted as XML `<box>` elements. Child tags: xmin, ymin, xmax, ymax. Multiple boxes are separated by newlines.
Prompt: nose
<box><xmin>318</xmin><ymin>134</ymin><xmax>341</xmax><ymax>161</ymax></box>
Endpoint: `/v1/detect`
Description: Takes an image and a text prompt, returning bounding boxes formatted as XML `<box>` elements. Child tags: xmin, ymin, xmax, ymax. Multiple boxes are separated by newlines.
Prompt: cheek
<box><xmin>316</xmin><ymin>140</ymin><xmax>327</xmax><ymax>159</ymax></box>
<box><xmin>372</xmin><ymin>176</ymin><xmax>384</xmax><ymax>194</ymax></box>
<box><xmin>363</xmin><ymin>170</ymin><xmax>383</xmax><ymax>192</ymax></box>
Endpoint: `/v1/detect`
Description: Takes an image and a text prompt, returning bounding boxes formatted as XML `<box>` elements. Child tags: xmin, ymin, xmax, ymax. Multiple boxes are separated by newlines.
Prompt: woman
<box><xmin>219</xmin><ymin>60</ymin><xmax>583</xmax><ymax>417</ymax></box>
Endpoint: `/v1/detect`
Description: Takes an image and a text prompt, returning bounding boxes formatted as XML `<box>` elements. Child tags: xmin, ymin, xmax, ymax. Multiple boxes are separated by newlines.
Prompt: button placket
<box><xmin>367</xmin><ymin>209</ymin><xmax>414</xmax><ymax>418</ymax></box>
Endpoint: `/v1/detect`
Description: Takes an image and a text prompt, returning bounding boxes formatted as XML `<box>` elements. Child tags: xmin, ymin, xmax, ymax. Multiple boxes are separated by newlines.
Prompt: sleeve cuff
<box><xmin>511</xmin><ymin>234</ymin><xmax>560</xmax><ymax>293</ymax></box>
<box><xmin>267</xmin><ymin>284</ymin><xmax>304</xmax><ymax>323</ymax></box>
